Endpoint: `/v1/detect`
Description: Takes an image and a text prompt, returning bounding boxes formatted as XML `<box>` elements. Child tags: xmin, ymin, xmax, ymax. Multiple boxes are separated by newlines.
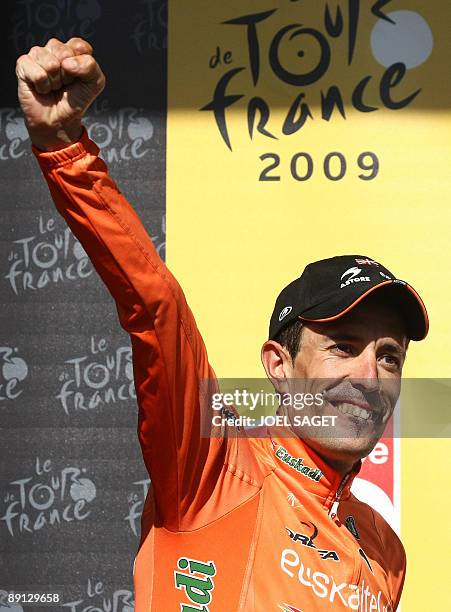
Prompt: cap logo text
<box><xmin>340</xmin><ymin>267</ymin><xmax>370</xmax><ymax>289</ymax></box>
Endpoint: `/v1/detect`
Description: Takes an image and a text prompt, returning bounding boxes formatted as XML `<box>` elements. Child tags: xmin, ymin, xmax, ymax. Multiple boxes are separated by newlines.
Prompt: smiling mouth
<box><xmin>328</xmin><ymin>401</ymin><xmax>373</xmax><ymax>421</ymax></box>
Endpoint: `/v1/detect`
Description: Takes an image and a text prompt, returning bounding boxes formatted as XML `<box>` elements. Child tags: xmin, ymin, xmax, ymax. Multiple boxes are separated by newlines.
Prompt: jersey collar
<box><xmin>267</xmin><ymin>428</ymin><xmax>362</xmax><ymax>509</ymax></box>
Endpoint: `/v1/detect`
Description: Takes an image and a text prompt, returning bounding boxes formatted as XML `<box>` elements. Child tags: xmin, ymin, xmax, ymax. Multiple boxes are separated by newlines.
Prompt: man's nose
<box><xmin>349</xmin><ymin>348</ymin><xmax>380</xmax><ymax>392</ymax></box>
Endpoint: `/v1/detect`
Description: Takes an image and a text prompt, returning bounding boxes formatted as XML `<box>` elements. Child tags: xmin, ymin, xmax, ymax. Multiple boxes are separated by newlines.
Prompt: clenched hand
<box><xmin>16</xmin><ymin>37</ymin><xmax>105</xmax><ymax>151</ymax></box>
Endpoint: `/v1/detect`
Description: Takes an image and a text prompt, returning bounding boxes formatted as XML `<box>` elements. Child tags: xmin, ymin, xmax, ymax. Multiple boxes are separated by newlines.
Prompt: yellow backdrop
<box><xmin>167</xmin><ymin>2</ymin><xmax>450</xmax><ymax>609</ymax></box>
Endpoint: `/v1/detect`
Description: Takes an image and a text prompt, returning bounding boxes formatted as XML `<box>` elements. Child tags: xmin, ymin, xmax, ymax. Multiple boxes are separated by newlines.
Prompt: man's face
<box><xmin>264</xmin><ymin>294</ymin><xmax>409</xmax><ymax>470</ymax></box>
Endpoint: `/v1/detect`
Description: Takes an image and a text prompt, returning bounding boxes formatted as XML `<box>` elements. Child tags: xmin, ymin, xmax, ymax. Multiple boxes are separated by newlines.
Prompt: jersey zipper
<box><xmin>328</xmin><ymin>472</ymin><xmax>351</xmax><ymax>522</ymax></box>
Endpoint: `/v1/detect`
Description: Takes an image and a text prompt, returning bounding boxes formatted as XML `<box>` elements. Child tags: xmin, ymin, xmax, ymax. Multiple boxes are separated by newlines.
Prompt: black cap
<box><xmin>269</xmin><ymin>255</ymin><xmax>429</xmax><ymax>341</ymax></box>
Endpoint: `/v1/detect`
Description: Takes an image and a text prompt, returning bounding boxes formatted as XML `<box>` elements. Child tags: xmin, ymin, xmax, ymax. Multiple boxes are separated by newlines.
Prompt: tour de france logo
<box><xmin>201</xmin><ymin>4</ymin><xmax>434</xmax><ymax>183</ymax></box>
<box><xmin>1</xmin><ymin>457</ymin><xmax>97</xmax><ymax>537</ymax></box>
<box><xmin>202</xmin><ymin>5</ymin><xmax>434</xmax><ymax>150</ymax></box>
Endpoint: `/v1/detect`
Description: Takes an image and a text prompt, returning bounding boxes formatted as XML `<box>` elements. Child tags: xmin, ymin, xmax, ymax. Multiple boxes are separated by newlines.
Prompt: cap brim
<box><xmin>299</xmin><ymin>280</ymin><xmax>429</xmax><ymax>341</ymax></box>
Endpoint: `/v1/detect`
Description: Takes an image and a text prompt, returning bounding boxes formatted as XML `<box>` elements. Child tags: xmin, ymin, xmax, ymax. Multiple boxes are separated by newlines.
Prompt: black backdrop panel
<box><xmin>0</xmin><ymin>1</ymin><xmax>167</xmax><ymax>608</ymax></box>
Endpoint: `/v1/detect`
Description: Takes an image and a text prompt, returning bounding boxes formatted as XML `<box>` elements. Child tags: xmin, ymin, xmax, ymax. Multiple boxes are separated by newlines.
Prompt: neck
<box><xmin>302</xmin><ymin>440</ymin><xmax>361</xmax><ymax>478</ymax></box>
<box><xmin>276</xmin><ymin>406</ymin><xmax>365</xmax><ymax>478</ymax></box>
<box><xmin>268</xmin><ymin>431</ymin><xmax>363</xmax><ymax>504</ymax></box>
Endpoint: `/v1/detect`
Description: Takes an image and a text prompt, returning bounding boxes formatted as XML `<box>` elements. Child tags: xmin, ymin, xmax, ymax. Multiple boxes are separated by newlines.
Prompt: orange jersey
<box><xmin>34</xmin><ymin>129</ymin><xmax>406</xmax><ymax>612</ymax></box>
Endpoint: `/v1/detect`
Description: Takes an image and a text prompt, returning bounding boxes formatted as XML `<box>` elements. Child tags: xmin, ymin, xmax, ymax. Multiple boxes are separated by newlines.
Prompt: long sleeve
<box><xmin>33</xmin><ymin>129</ymin><xmax>227</xmax><ymax>530</ymax></box>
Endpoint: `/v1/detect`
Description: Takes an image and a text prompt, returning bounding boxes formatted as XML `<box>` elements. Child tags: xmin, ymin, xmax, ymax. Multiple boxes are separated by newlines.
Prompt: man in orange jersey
<box><xmin>17</xmin><ymin>38</ymin><xmax>428</xmax><ymax>611</ymax></box>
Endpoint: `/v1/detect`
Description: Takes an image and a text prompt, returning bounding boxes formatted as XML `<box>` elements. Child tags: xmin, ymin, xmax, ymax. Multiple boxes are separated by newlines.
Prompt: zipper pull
<box><xmin>329</xmin><ymin>472</ymin><xmax>351</xmax><ymax>522</ymax></box>
<box><xmin>329</xmin><ymin>500</ymin><xmax>339</xmax><ymax>521</ymax></box>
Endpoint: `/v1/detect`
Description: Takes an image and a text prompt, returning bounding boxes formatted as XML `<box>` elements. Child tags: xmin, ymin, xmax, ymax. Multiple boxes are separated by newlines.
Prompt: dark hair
<box><xmin>273</xmin><ymin>319</ymin><xmax>304</xmax><ymax>363</ymax></box>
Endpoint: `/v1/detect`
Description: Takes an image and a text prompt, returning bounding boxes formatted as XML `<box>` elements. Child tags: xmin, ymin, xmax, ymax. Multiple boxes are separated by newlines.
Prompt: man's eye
<box><xmin>380</xmin><ymin>354</ymin><xmax>401</xmax><ymax>368</ymax></box>
<box><xmin>332</xmin><ymin>344</ymin><xmax>353</xmax><ymax>355</ymax></box>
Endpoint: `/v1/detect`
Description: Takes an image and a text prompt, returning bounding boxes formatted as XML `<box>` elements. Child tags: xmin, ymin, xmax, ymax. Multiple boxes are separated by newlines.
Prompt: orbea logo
<box><xmin>286</xmin><ymin>525</ymin><xmax>340</xmax><ymax>561</ymax></box>
<box><xmin>1</xmin><ymin>457</ymin><xmax>96</xmax><ymax>537</ymax></box>
<box><xmin>5</xmin><ymin>214</ymin><xmax>92</xmax><ymax>295</ymax></box>
<box><xmin>0</xmin><ymin>347</ymin><xmax>28</xmax><ymax>402</ymax></box>
<box><xmin>174</xmin><ymin>557</ymin><xmax>216</xmax><ymax>611</ymax></box>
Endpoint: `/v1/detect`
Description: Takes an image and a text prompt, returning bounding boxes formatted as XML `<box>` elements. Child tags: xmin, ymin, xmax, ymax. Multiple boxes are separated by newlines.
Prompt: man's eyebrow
<box><xmin>322</xmin><ymin>330</ymin><xmax>407</xmax><ymax>356</ymax></box>
<box><xmin>378</xmin><ymin>341</ymin><xmax>407</xmax><ymax>358</ymax></box>
<box><xmin>322</xmin><ymin>330</ymin><xmax>362</xmax><ymax>342</ymax></box>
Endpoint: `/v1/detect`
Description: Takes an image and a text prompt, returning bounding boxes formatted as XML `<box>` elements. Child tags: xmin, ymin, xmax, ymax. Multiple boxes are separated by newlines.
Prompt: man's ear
<box><xmin>261</xmin><ymin>340</ymin><xmax>293</xmax><ymax>394</ymax></box>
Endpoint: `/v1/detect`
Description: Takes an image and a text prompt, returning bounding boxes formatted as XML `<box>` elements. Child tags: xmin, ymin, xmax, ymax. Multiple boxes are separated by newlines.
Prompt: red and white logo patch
<box><xmin>355</xmin><ymin>258</ymin><xmax>380</xmax><ymax>266</ymax></box>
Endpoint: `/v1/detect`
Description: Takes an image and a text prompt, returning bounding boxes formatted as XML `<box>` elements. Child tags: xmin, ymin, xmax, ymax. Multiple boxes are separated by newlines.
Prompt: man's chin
<box><xmin>304</xmin><ymin>434</ymin><xmax>379</xmax><ymax>465</ymax></box>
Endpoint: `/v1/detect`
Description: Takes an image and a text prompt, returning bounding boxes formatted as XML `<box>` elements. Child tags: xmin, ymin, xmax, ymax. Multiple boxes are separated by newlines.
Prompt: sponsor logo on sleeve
<box><xmin>175</xmin><ymin>557</ymin><xmax>217</xmax><ymax>611</ymax></box>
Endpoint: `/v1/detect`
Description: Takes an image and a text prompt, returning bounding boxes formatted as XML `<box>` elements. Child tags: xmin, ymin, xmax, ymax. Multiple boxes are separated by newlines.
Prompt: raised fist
<box><xmin>16</xmin><ymin>37</ymin><xmax>105</xmax><ymax>151</ymax></box>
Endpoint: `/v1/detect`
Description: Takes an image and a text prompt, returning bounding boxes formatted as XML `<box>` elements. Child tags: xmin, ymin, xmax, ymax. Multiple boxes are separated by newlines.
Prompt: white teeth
<box><xmin>335</xmin><ymin>403</ymin><xmax>371</xmax><ymax>420</ymax></box>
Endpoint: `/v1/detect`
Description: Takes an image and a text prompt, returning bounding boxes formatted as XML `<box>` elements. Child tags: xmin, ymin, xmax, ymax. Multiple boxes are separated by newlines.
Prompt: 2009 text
<box><xmin>259</xmin><ymin>151</ymin><xmax>379</xmax><ymax>182</ymax></box>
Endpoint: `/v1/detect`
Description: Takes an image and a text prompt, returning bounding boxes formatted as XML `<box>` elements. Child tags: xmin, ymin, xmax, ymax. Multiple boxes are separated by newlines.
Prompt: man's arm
<box><xmin>17</xmin><ymin>38</ymin><xmax>226</xmax><ymax>530</ymax></box>
<box><xmin>372</xmin><ymin>510</ymin><xmax>407</xmax><ymax>610</ymax></box>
